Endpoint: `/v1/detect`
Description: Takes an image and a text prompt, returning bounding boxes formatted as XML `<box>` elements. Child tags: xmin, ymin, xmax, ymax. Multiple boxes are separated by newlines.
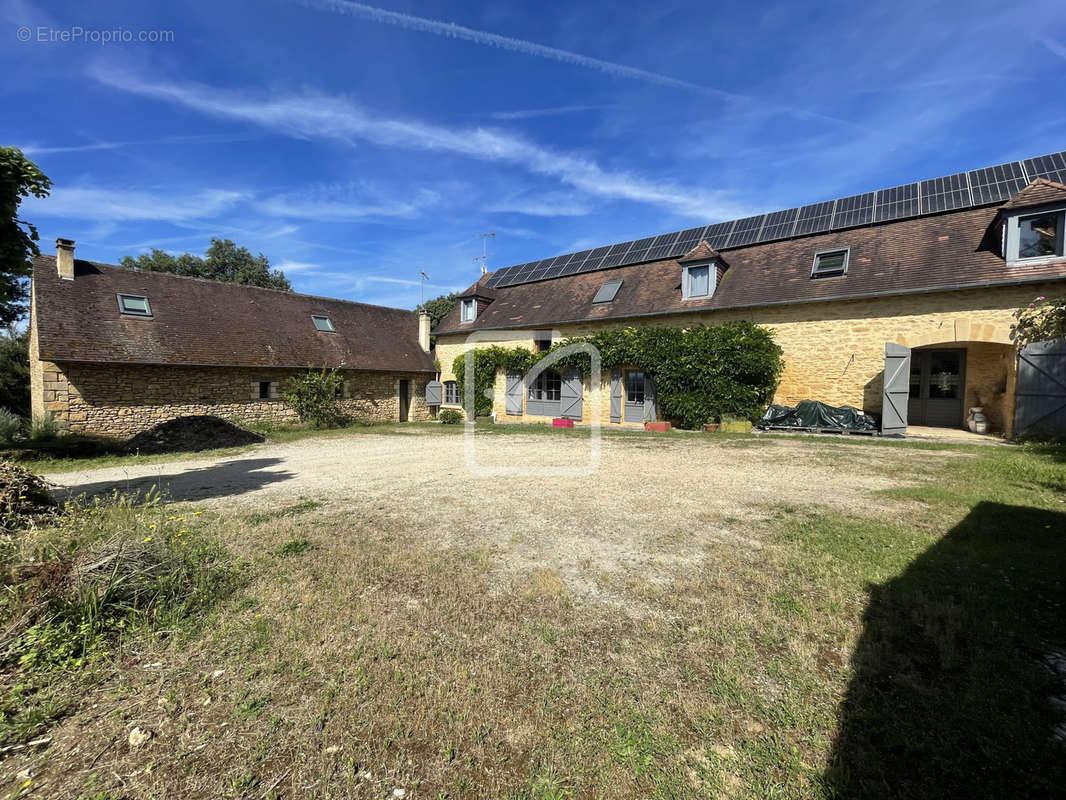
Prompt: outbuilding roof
<box><xmin>32</xmin><ymin>257</ymin><xmax>435</xmax><ymax>372</ymax></box>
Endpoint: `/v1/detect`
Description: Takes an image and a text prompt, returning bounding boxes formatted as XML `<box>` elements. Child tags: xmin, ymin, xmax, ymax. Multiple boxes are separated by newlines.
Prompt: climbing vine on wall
<box><xmin>451</xmin><ymin>322</ymin><xmax>783</xmax><ymax>428</ymax></box>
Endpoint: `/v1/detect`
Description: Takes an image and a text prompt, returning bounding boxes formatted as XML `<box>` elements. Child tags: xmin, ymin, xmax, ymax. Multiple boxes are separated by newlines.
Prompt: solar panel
<box><xmin>968</xmin><ymin>162</ymin><xmax>1028</xmax><ymax>205</ymax></box>
<box><xmin>761</xmin><ymin>208</ymin><xmax>798</xmax><ymax>240</ymax></box>
<box><xmin>831</xmin><ymin>192</ymin><xmax>875</xmax><ymax>229</ymax></box>
<box><xmin>483</xmin><ymin>149</ymin><xmax>1063</xmax><ymax>290</ymax></box>
<box><xmin>919</xmin><ymin>172</ymin><xmax>971</xmax><ymax>214</ymax></box>
<box><xmin>725</xmin><ymin>215</ymin><xmax>766</xmax><ymax>248</ymax></box>
<box><xmin>703</xmin><ymin>221</ymin><xmax>735</xmax><ymax>250</ymax></box>
<box><xmin>645</xmin><ymin>232</ymin><xmax>681</xmax><ymax>261</ymax></box>
<box><xmin>875</xmin><ymin>183</ymin><xmax>919</xmax><ymax>222</ymax></box>
<box><xmin>794</xmin><ymin>201</ymin><xmax>835</xmax><ymax>236</ymax></box>
<box><xmin>1023</xmin><ymin>151</ymin><xmax>1066</xmax><ymax>185</ymax></box>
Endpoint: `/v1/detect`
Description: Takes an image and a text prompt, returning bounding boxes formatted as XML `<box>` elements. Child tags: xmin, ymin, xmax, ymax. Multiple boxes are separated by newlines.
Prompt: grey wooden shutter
<box><xmin>425</xmin><ymin>380</ymin><xmax>442</xmax><ymax>406</ymax></box>
<box><xmin>643</xmin><ymin>375</ymin><xmax>657</xmax><ymax>422</ymax></box>
<box><xmin>1014</xmin><ymin>339</ymin><xmax>1066</xmax><ymax>437</ymax></box>
<box><xmin>505</xmin><ymin>371</ymin><xmax>523</xmax><ymax>416</ymax></box>
<box><xmin>610</xmin><ymin>369</ymin><xmax>622</xmax><ymax>423</ymax></box>
<box><xmin>560</xmin><ymin>371</ymin><xmax>582</xmax><ymax>420</ymax></box>
<box><xmin>881</xmin><ymin>342</ymin><xmax>911</xmax><ymax>436</ymax></box>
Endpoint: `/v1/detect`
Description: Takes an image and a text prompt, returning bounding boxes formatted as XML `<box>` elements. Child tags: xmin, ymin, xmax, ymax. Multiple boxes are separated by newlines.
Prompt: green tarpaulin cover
<box><xmin>759</xmin><ymin>400</ymin><xmax>879</xmax><ymax>432</ymax></box>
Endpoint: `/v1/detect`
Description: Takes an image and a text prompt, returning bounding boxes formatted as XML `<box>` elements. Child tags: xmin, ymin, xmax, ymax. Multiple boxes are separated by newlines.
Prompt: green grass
<box><xmin>5</xmin><ymin>434</ymin><xmax>1065</xmax><ymax>799</ymax></box>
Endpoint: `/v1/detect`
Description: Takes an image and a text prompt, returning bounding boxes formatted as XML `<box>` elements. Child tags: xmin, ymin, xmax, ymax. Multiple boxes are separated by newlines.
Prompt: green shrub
<box><xmin>439</xmin><ymin>408</ymin><xmax>464</xmax><ymax>425</ymax></box>
<box><xmin>281</xmin><ymin>367</ymin><xmax>345</xmax><ymax>428</ymax></box>
<box><xmin>0</xmin><ymin>407</ymin><xmax>21</xmax><ymax>445</ymax></box>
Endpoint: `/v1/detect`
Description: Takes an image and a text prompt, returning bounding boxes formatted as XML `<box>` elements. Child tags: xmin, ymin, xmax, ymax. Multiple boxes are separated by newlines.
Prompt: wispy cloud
<box><xmin>257</xmin><ymin>184</ymin><xmax>438</xmax><ymax>221</ymax></box>
<box><xmin>20</xmin><ymin>132</ymin><xmax>261</xmax><ymax>156</ymax></box>
<box><xmin>1035</xmin><ymin>36</ymin><xmax>1066</xmax><ymax>59</ymax></box>
<box><xmin>24</xmin><ymin>185</ymin><xmax>245</xmax><ymax>222</ymax></box>
<box><xmin>90</xmin><ymin>67</ymin><xmax>749</xmax><ymax>219</ymax></box>
<box><xmin>274</xmin><ymin>259</ymin><xmax>318</xmax><ymax>272</ymax></box>
<box><xmin>488</xmin><ymin>105</ymin><xmax>617</xmax><ymax>120</ymax></box>
<box><xmin>284</xmin><ymin>0</ymin><xmax>861</xmax><ymax>130</ymax></box>
<box><xmin>486</xmin><ymin>193</ymin><xmax>590</xmax><ymax>217</ymax></box>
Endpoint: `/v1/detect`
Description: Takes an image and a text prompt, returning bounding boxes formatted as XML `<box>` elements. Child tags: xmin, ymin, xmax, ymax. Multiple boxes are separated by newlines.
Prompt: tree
<box><xmin>420</xmin><ymin>292</ymin><xmax>458</xmax><ymax>328</ymax></box>
<box><xmin>0</xmin><ymin>327</ymin><xmax>29</xmax><ymax>417</ymax></box>
<box><xmin>0</xmin><ymin>148</ymin><xmax>52</xmax><ymax>325</ymax></box>
<box><xmin>120</xmin><ymin>238</ymin><xmax>292</xmax><ymax>291</ymax></box>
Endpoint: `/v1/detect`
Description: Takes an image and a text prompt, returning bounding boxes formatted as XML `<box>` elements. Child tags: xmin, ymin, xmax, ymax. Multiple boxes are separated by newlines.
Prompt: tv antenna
<box><xmin>473</xmin><ymin>231</ymin><xmax>495</xmax><ymax>274</ymax></box>
<box><xmin>419</xmin><ymin>270</ymin><xmax>429</xmax><ymax>307</ymax></box>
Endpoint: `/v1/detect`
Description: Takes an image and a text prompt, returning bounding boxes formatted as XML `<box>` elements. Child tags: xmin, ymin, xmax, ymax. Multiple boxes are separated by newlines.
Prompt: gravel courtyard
<box><xmin>47</xmin><ymin>428</ymin><xmax>954</xmax><ymax>601</ymax></box>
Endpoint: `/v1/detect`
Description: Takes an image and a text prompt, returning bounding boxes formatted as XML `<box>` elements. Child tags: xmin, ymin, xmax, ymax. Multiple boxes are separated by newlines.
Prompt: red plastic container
<box><xmin>552</xmin><ymin>418</ymin><xmax>574</xmax><ymax>428</ymax></box>
<box><xmin>644</xmin><ymin>421</ymin><xmax>672</xmax><ymax>433</ymax></box>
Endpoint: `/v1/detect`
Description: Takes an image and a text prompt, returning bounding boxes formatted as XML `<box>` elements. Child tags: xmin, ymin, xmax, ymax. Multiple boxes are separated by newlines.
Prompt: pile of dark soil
<box><xmin>124</xmin><ymin>416</ymin><xmax>265</xmax><ymax>455</ymax></box>
<box><xmin>0</xmin><ymin>461</ymin><xmax>57</xmax><ymax>531</ymax></box>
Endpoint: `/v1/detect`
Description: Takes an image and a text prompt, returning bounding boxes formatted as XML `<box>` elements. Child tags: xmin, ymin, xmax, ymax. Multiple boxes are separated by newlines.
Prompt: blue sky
<box><xmin>4</xmin><ymin>0</ymin><xmax>1066</xmax><ymax>308</ymax></box>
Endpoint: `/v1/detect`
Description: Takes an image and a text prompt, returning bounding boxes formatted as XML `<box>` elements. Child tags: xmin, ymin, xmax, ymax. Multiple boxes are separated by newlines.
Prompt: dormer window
<box><xmin>1009</xmin><ymin>209</ymin><xmax>1064</xmax><ymax>261</ymax></box>
<box><xmin>312</xmin><ymin>315</ymin><xmax>335</xmax><ymax>332</ymax></box>
<box><xmin>811</xmin><ymin>248</ymin><xmax>849</xmax><ymax>278</ymax></box>
<box><xmin>461</xmin><ymin>298</ymin><xmax>476</xmax><ymax>322</ymax></box>
<box><xmin>681</xmin><ymin>263</ymin><xmax>715</xmax><ymax>301</ymax></box>
<box><xmin>117</xmin><ymin>293</ymin><xmax>152</xmax><ymax>317</ymax></box>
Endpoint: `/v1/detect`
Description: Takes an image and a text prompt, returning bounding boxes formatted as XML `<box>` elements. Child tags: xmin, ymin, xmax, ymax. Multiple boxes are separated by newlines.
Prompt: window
<box><xmin>117</xmin><ymin>293</ymin><xmax>151</xmax><ymax>316</ymax></box>
<box><xmin>334</xmin><ymin>381</ymin><xmax>345</xmax><ymax>399</ymax></box>
<box><xmin>592</xmin><ymin>278</ymin><xmax>623</xmax><ymax>303</ymax></box>
<box><xmin>811</xmin><ymin>248</ymin><xmax>849</xmax><ymax>278</ymax></box>
<box><xmin>534</xmin><ymin>331</ymin><xmax>552</xmax><ymax>352</ymax></box>
<box><xmin>258</xmin><ymin>380</ymin><xmax>272</xmax><ymax>400</ymax></box>
<box><xmin>1017</xmin><ymin>211</ymin><xmax>1064</xmax><ymax>259</ymax></box>
<box><xmin>626</xmin><ymin>370</ymin><xmax>645</xmax><ymax>405</ymax></box>
<box><xmin>461</xmin><ymin>298</ymin><xmax>476</xmax><ymax>322</ymax></box>
<box><xmin>443</xmin><ymin>380</ymin><xmax>459</xmax><ymax>404</ymax></box>
<box><xmin>681</xmin><ymin>263</ymin><xmax>716</xmax><ymax>300</ymax></box>
<box><xmin>312</xmin><ymin>315</ymin><xmax>335</xmax><ymax>332</ymax></box>
<box><xmin>528</xmin><ymin>369</ymin><xmax>561</xmax><ymax>401</ymax></box>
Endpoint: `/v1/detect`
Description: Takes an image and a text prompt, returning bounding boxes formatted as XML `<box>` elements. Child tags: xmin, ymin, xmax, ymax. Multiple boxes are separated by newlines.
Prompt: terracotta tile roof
<box><xmin>678</xmin><ymin>240</ymin><xmax>721</xmax><ymax>263</ymax></box>
<box><xmin>999</xmin><ymin>178</ymin><xmax>1066</xmax><ymax>210</ymax></box>
<box><xmin>33</xmin><ymin>256</ymin><xmax>435</xmax><ymax>372</ymax></box>
<box><xmin>434</xmin><ymin>205</ymin><xmax>1066</xmax><ymax>334</ymax></box>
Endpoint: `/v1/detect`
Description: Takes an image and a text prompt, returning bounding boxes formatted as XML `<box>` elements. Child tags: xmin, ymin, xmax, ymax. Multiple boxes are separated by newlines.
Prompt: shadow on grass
<box><xmin>826</xmin><ymin>502</ymin><xmax>1066</xmax><ymax>798</ymax></box>
<box><xmin>54</xmin><ymin>457</ymin><xmax>294</xmax><ymax>503</ymax></box>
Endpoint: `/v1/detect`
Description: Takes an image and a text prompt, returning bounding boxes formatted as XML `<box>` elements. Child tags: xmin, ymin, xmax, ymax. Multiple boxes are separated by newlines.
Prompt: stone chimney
<box><xmin>56</xmin><ymin>238</ymin><xmax>75</xmax><ymax>280</ymax></box>
<box><xmin>418</xmin><ymin>311</ymin><xmax>432</xmax><ymax>352</ymax></box>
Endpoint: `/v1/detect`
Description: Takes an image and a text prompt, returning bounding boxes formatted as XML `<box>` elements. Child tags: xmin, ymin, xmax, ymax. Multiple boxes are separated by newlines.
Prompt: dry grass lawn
<box><xmin>4</xmin><ymin>427</ymin><xmax>1065</xmax><ymax>799</ymax></box>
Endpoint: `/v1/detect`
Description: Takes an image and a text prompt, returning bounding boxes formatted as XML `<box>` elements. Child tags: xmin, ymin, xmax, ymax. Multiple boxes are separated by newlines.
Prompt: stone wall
<box><xmin>31</xmin><ymin>362</ymin><xmax>433</xmax><ymax>438</ymax></box>
<box><xmin>433</xmin><ymin>282</ymin><xmax>1058</xmax><ymax>434</ymax></box>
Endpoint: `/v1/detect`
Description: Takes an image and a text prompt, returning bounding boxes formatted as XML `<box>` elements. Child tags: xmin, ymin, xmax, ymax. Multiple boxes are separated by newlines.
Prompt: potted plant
<box><xmin>704</xmin><ymin>421</ymin><xmax>720</xmax><ymax>432</ymax></box>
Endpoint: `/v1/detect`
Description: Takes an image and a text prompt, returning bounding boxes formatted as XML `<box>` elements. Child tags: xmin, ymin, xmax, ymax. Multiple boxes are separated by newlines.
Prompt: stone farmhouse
<box><xmin>432</xmin><ymin>150</ymin><xmax>1066</xmax><ymax>436</ymax></box>
<box><xmin>29</xmin><ymin>241</ymin><xmax>437</xmax><ymax>437</ymax></box>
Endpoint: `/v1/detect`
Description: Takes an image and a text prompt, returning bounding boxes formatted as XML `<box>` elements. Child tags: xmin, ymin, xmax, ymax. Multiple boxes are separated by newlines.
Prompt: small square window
<box><xmin>117</xmin><ymin>294</ymin><xmax>151</xmax><ymax>316</ymax></box>
<box><xmin>812</xmin><ymin>249</ymin><xmax>849</xmax><ymax>278</ymax></box>
<box><xmin>334</xmin><ymin>381</ymin><xmax>345</xmax><ymax>399</ymax></box>
<box><xmin>1018</xmin><ymin>211</ymin><xmax>1064</xmax><ymax>259</ymax></box>
<box><xmin>534</xmin><ymin>331</ymin><xmax>552</xmax><ymax>352</ymax></box>
<box><xmin>258</xmin><ymin>381</ymin><xmax>272</xmax><ymax>400</ymax></box>
<box><xmin>461</xmin><ymin>298</ymin><xmax>476</xmax><ymax>322</ymax></box>
<box><xmin>687</xmin><ymin>265</ymin><xmax>710</xmax><ymax>297</ymax></box>
<box><xmin>312</xmin><ymin>315</ymin><xmax>335</xmax><ymax>332</ymax></box>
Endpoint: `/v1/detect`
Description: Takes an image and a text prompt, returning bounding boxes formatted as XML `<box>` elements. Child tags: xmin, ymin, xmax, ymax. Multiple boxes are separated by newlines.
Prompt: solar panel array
<box><xmin>483</xmin><ymin>149</ymin><xmax>1066</xmax><ymax>289</ymax></box>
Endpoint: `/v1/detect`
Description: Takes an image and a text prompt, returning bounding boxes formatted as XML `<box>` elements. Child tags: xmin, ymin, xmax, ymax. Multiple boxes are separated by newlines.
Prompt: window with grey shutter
<box><xmin>425</xmin><ymin>380</ymin><xmax>442</xmax><ymax>405</ymax></box>
<box><xmin>624</xmin><ymin>370</ymin><xmax>645</xmax><ymax>422</ymax></box>
<box><xmin>610</xmin><ymin>369</ymin><xmax>622</xmax><ymax>423</ymax></box>
<box><xmin>505</xmin><ymin>371</ymin><xmax>523</xmax><ymax>415</ymax></box>
<box><xmin>560</xmin><ymin>371</ymin><xmax>582</xmax><ymax>420</ymax></box>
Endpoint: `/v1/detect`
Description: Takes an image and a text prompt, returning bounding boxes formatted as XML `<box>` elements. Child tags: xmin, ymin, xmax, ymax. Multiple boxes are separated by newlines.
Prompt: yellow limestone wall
<box><xmin>433</xmin><ymin>282</ymin><xmax>1056</xmax><ymax>433</ymax></box>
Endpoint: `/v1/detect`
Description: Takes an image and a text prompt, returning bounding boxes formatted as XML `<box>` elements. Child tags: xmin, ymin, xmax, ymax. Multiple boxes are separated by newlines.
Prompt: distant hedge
<box><xmin>452</xmin><ymin>322</ymin><xmax>783</xmax><ymax>429</ymax></box>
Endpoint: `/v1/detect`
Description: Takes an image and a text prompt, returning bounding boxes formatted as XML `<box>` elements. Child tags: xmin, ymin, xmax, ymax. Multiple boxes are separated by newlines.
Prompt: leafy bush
<box><xmin>0</xmin><ymin>407</ymin><xmax>21</xmax><ymax>445</ymax></box>
<box><xmin>281</xmin><ymin>367</ymin><xmax>345</xmax><ymax>428</ymax></box>
<box><xmin>450</xmin><ymin>323</ymin><xmax>783</xmax><ymax>430</ymax></box>
<box><xmin>439</xmin><ymin>408</ymin><xmax>464</xmax><ymax>425</ymax></box>
<box><xmin>1012</xmin><ymin>295</ymin><xmax>1066</xmax><ymax>345</ymax></box>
